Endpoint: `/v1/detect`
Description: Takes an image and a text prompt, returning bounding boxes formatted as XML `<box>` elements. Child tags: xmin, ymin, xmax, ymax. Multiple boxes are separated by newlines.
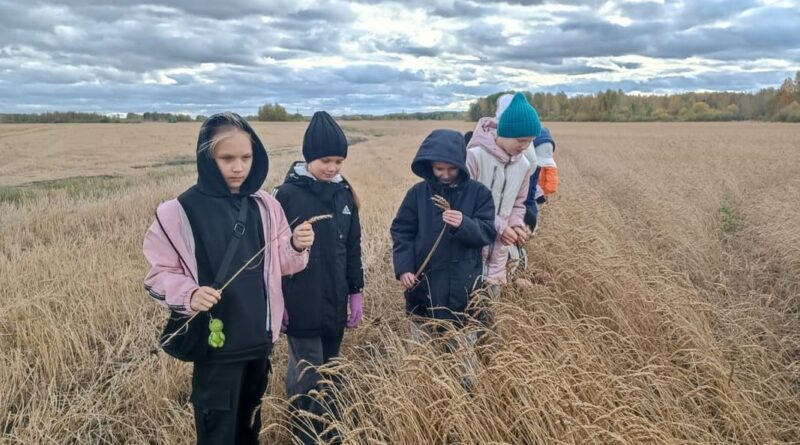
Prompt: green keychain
<box><xmin>208</xmin><ymin>318</ymin><xmax>226</xmax><ymax>348</ymax></box>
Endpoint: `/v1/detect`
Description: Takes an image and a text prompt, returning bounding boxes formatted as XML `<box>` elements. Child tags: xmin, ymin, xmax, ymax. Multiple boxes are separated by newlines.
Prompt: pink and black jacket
<box><xmin>143</xmin><ymin>115</ymin><xmax>308</xmax><ymax>357</ymax></box>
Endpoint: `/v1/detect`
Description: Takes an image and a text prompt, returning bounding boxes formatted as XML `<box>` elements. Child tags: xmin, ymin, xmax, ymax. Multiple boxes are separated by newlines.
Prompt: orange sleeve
<box><xmin>539</xmin><ymin>167</ymin><xmax>559</xmax><ymax>196</ymax></box>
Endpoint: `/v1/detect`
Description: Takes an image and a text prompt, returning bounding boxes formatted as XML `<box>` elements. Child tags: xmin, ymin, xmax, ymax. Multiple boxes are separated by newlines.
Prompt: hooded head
<box><xmin>495</xmin><ymin>93</ymin><xmax>514</xmax><ymax>118</ymax></box>
<box><xmin>497</xmin><ymin>93</ymin><xmax>541</xmax><ymax>139</ymax></box>
<box><xmin>195</xmin><ymin>112</ymin><xmax>268</xmax><ymax>197</ymax></box>
<box><xmin>463</xmin><ymin>130</ymin><xmax>474</xmax><ymax>146</ymax></box>
<box><xmin>534</xmin><ymin>128</ymin><xmax>555</xmax><ymax>151</ymax></box>
<box><xmin>534</xmin><ymin>128</ymin><xmax>556</xmax><ymax>167</ymax></box>
<box><xmin>303</xmin><ymin>111</ymin><xmax>348</xmax><ymax>163</ymax></box>
<box><xmin>411</xmin><ymin>129</ymin><xmax>469</xmax><ymax>184</ymax></box>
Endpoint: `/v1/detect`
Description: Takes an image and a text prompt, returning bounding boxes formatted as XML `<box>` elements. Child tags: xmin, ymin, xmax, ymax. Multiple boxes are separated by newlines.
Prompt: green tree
<box><xmin>257</xmin><ymin>103</ymin><xmax>290</xmax><ymax>121</ymax></box>
<box><xmin>692</xmin><ymin>101</ymin><xmax>711</xmax><ymax>115</ymax></box>
<box><xmin>794</xmin><ymin>70</ymin><xmax>800</xmax><ymax>103</ymax></box>
<box><xmin>773</xmin><ymin>78</ymin><xmax>796</xmax><ymax>117</ymax></box>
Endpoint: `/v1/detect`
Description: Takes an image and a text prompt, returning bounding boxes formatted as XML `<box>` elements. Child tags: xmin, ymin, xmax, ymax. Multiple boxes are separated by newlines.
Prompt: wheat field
<box><xmin>1</xmin><ymin>121</ymin><xmax>799</xmax><ymax>444</ymax></box>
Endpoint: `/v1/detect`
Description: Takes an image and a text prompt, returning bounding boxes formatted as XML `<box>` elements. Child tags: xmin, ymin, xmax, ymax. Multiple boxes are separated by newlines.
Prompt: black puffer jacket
<box><xmin>391</xmin><ymin>129</ymin><xmax>496</xmax><ymax>321</ymax></box>
<box><xmin>274</xmin><ymin>162</ymin><xmax>363</xmax><ymax>337</ymax></box>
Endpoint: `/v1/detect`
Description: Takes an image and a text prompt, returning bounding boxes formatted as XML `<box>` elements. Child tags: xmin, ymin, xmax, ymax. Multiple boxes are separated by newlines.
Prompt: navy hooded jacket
<box><xmin>391</xmin><ymin>129</ymin><xmax>496</xmax><ymax>321</ymax></box>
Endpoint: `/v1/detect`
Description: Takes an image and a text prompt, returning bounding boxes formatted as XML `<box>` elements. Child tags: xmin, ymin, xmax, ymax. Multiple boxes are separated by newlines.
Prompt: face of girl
<box><xmin>213</xmin><ymin>129</ymin><xmax>253</xmax><ymax>193</ymax></box>
<box><xmin>431</xmin><ymin>161</ymin><xmax>459</xmax><ymax>184</ymax></box>
<box><xmin>307</xmin><ymin>156</ymin><xmax>345</xmax><ymax>181</ymax></box>
<box><xmin>496</xmin><ymin>136</ymin><xmax>533</xmax><ymax>157</ymax></box>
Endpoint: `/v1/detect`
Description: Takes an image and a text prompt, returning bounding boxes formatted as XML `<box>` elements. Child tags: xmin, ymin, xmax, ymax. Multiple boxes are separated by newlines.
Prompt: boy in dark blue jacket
<box><xmin>391</xmin><ymin>129</ymin><xmax>496</xmax><ymax>326</ymax></box>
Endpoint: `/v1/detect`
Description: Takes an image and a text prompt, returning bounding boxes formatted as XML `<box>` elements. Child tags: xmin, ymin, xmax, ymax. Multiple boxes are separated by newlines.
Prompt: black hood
<box><xmin>281</xmin><ymin>160</ymin><xmax>349</xmax><ymax>201</ymax></box>
<box><xmin>411</xmin><ymin>129</ymin><xmax>469</xmax><ymax>182</ymax></box>
<box><xmin>195</xmin><ymin>112</ymin><xmax>269</xmax><ymax>197</ymax></box>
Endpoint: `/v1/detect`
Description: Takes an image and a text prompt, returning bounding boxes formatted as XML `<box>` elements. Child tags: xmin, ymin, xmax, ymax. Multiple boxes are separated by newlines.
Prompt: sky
<box><xmin>1</xmin><ymin>0</ymin><xmax>799</xmax><ymax>116</ymax></box>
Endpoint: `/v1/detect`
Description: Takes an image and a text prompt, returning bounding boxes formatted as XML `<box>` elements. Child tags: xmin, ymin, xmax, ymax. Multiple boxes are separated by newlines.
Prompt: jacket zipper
<box><xmin>264</xmin><ymin>202</ymin><xmax>271</xmax><ymax>334</ymax></box>
<box><xmin>496</xmin><ymin>162</ymin><xmax>509</xmax><ymax>215</ymax></box>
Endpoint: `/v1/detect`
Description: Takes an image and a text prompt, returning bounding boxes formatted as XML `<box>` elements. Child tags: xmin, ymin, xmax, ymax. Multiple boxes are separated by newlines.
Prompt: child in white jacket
<box><xmin>466</xmin><ymin>93</ymin><xmax>541</xmax><ymax>294</ymax></box>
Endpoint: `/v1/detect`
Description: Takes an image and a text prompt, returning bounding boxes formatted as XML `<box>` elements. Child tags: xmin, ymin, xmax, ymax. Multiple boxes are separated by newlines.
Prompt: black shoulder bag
<box><xmin>156</xmin><ymin>197</ymin><xmax>250</xmax><ymax>362</ymax></box>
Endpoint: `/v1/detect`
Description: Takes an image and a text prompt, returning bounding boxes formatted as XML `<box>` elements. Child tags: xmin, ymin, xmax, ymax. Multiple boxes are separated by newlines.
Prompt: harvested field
<box><xmin>2</xmin><ymin>121</ymin><xmax>799</xmax><ymax>444</ymax></box>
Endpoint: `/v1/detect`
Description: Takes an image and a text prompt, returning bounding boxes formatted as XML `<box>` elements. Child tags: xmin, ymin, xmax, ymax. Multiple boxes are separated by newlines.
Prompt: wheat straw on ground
<box><xmin>2</xmin><ymin>121</ymin><xmax>799</xmax><ymax>444</ymax></box>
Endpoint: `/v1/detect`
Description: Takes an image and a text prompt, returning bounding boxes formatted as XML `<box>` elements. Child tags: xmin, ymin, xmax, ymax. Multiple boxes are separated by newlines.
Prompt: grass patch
<box><xmin>132</xmin><ymin>155</ymin><xmax>195</xmax><ymax>169</ymax></box>
<box><xmin>341</xmin><ymin>126</ymin><xmax>384</xmax><ymax>138</ymax></box>
<box><xmin>1</xmin><ymin>175</ymin><xmax>122</xmax><ymax>205</ymax></box>
<box><xmin>347</xmin><ymin>135</ymin><xmax>368</xmax><ymax>146</ymax></box>
<box><xmin>720</xmin><ymin>199</ymin><xmax>743</xmax><ymax>234</ymax></box>
<box><xmin>361</xmin><ymin>128</ymin><xmax>385</xmax><ymax>137</ymax></box>
<box><xmin>0</xmin><ymin>169</ymin><xmax>189</xmax><ymax>205</ymax></box>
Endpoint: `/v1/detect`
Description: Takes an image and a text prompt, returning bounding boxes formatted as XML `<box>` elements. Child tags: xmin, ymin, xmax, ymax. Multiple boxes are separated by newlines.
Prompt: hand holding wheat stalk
<box><xmin>413</xmin><ymin>195</ymin><xmax>450</xmax><ymax>279</ymax></box>
<box><xmin>159</xmin><ymin>213</ymin><xmax>333</xmax><ymax>348</ymax></box>
<box><xmin>305</xmin><ymin>214</ymin><xmax>333</xmax><ymax>224</ymax></box>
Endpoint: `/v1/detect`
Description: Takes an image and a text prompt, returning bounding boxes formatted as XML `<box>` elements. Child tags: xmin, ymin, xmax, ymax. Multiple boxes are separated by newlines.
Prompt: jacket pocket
<box><xmin>405</xmin><ymin>276</ymin><xmax>432</xmax><ymax>315</ymax></box>
<box><xmin>191</xmin><ymin>386</ymin><xmax>231</xmax><ymax>439</ymax></box>
<box><xmin>284</xmin><ymin>258</ymin><xmax>322</xmax><ymax>332</ymax></box>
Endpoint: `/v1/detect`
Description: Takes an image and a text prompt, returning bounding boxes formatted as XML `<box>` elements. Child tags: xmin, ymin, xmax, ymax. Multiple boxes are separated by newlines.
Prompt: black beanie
<box><xmin>302</xmin><ymin>111</ymin><xmax>348</xmax><ymax>163</ymax></box>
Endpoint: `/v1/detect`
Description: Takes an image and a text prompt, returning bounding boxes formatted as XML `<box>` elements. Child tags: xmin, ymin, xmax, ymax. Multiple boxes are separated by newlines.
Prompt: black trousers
<box><xmin>285</xmin><ymin>333</ymin><xmax>344</xmax><ymax>445</ymax></box>
<box><xmin>191</xmin><ymin>355</ymin><xmax>271</xmax><ymax>445</ymax></box>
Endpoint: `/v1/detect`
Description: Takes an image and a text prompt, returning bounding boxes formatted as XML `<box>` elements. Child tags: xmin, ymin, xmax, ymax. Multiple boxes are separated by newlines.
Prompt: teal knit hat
<box><xmin>497</xmin><ymin>92</ymin><xmax>541</xmax><ymax>138</ymax></box>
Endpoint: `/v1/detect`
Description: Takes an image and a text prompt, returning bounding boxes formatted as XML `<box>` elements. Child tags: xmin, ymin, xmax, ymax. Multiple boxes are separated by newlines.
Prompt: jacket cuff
<box><xmin>290</xmin><ymin>237</ymin><xmax>306</xmax><ymax>252</ymax></box>
<box><xmin>495</xmin><ymin>215</ymin><xmax>508</xmax><ymax>236</ymax></box>
<box><xmin>182</xmin><ymin>285</ymin><xmax>199</xmax><ymax>314</ymax></box>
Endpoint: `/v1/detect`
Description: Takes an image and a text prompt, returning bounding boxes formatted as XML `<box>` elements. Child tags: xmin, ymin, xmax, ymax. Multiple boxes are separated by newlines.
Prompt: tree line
<box><xmin>468</xmin><ymin>71</ymin><xmax>800</xmax><ymax>122</ymax></box>
<box><xmin>0</xmin><ymin>111</ymin><xmax>204</xmax><ymax>124</ymax></box>
<box><xmin>338</xmin><ymin>111</ymin><xmax>465</xmax><ymax>121</ymax></box>
<box><xmin>3</xmin><ymin>71</ymin><xmax>799</xmax><ymax>123</ymax></box>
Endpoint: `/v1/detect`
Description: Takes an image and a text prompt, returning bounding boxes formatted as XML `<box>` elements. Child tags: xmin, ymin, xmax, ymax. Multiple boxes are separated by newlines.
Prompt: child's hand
<box><xmin>512</xmin><ymin>225</ymin><xmax>531</xmax><ymax>245</ymax></box>
<box><xmin>190</xmin><ymin>286</ymin><xmax>220</xmax><ymax>312</ymax></box>
<box><xmin>292</xmin><ymin>221</ymin><xmax>315</xmax><ymax>251</ymax></box>
<box><xmin>442</xmin><ymin>210</ymin><xmax>463</xmax><ymax>228</ymax></box>
<box><xmin>399</xmin><ymin>272</ymin><xmax>418</xmax><ymax>290</ymax></box>
<box><xmin>281</xmin><ymin>310</ymin><xmax>289</xmax><ymax>333</ymax></box>
<box><xmin>501</xmin><ymin>227</ymin><xmax>519</xmax><ymax>246</ymax></box>
<box><xmin>346</xmin><ymin>293</ymin><xmax>363</xmax><ymax>329</ymax></box>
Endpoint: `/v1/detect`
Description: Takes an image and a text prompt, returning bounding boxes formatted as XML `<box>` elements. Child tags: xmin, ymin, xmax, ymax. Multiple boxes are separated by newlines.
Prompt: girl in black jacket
<box><xmin>274</xmin><ymin>111</ymin><xmax>364</xmax><ymax>444</ymax></box>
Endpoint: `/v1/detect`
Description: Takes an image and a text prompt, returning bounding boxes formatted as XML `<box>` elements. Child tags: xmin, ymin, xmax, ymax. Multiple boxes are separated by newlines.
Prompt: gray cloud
<box><xmin>373</xmin><ymin>37</ymin><xmax>442</xmax><ymax>57</ymax></box>
<box><xmin>1</xmin><ymin>0</ymin><xmax>799</xmax><ymax>115</ymax></box>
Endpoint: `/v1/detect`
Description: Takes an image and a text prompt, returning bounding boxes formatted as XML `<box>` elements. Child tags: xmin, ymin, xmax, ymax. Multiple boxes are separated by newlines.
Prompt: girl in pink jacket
<box><xmin>466</xmin><ymin>93</ymin><xmax>541</xmax><ymax>294</ymax></box>
<box><xmin>143</xmin><ymin>112</ymin><xmax>313</xmax><ymax>445</ymax></box>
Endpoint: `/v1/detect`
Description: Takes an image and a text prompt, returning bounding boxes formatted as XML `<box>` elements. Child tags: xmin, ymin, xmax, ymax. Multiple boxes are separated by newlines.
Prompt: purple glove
<box><xmin>281</xmin><ymin>310</ymin><xmax>289</xmax><ymax>333</ymax></box>
<box><xmin>346</xmin><ymin>293</ymin><xmax>363</xmax><ymax>329</ymax></box>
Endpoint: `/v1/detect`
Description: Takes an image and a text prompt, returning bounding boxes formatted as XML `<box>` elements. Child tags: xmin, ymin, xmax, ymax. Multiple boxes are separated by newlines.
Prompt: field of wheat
<box><xmin>1</xmin><ymin>121</ymin><xmax>799</xmax><ymax>444</ymax></box>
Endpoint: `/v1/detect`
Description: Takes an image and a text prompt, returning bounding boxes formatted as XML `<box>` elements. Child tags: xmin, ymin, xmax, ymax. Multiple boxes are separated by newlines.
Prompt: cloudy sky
<box><xmin>1</xmin><ymin>0</ymin><xmax>799</xmax><ymax>115</ymax></box>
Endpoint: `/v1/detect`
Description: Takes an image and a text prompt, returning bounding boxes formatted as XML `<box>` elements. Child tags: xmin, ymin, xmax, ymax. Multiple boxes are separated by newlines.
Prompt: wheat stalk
<box><xmin>414</xmin><ymin>195</ymin><xmax>450</xmax><ymax>279</ymax></box>
<box><xmin>431</xmin><ymin>195</ymin><xmax>451</xmax><ymax>211</ymax></box>
<box><xmin>306</xmin><ymin>214</ymin><xmax>333</xmax><ymax>224</ymax></box>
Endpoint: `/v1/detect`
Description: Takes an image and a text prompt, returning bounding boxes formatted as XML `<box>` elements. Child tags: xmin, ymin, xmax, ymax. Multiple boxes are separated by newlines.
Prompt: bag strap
<box><xmin>212</xmin><ymin>196</ymin><xmax>250</xmax><ymax>289</ymax></box>
<box><xmin>154</xmin><ymin>211</ymin><xmax>191</xmax><ymax>277</ymax></box>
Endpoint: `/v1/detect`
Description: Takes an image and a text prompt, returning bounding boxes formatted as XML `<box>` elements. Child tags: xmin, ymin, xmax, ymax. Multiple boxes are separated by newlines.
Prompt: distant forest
<box><xmin>2</xmin><ymin>71</ymin><xmax>798</xmax><ymax>123</ymax></box>
<box><xmin>0</xmin><ymin>111</ymin><xmax>203</xmax><ymax>124</ymax></box>
<box><xmin>467</xmin><ymin>71</ymin><xmax>800</xmax><ymax>123</ymax></box>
